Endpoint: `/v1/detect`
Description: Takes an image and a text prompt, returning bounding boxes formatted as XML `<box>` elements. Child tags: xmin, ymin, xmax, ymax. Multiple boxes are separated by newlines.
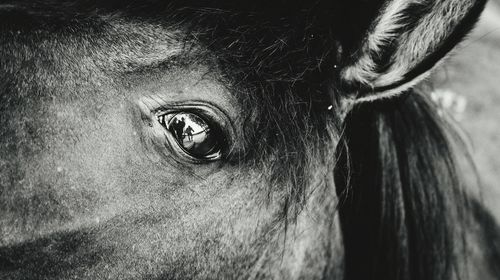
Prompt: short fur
<box><xmin>0</xmin><ymin>1</ymin><xmax>499</xmax><ymax>279</ymax></box>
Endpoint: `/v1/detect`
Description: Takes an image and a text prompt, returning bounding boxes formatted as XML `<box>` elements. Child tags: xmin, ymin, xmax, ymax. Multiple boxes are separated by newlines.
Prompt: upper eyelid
<box><xmin>136</xmin><ymin>94</ymin><xmax>235</xmax><ymax>139</ymax></box>
<box><xmin>152</xmin><ymin>100</ymin><xmax>233</xmax><ymax>128</ymax></box>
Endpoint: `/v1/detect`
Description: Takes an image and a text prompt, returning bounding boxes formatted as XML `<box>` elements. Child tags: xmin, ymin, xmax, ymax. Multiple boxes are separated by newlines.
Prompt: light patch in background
<box><xmin>430</xmin><ymin>0</ymin><xmax>500</xmax><ymax>220</ymax></box>
<box><xmin>430</xmin><ymin>89</ymin><xmax>467</xmax><ymax>121</ymax></box>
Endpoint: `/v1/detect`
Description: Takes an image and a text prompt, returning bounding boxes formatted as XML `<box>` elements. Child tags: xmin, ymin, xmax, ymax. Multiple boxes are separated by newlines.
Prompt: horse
<box><xmin>0</xmin><ymin>0</ymin><xmax>499</xmax><ymax>279</ymax></box>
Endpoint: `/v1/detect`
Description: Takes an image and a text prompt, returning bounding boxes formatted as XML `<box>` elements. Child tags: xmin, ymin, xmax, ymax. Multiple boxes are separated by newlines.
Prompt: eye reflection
<box><xmin>164</xmin><ymin>112</ymin><xmax>221</xmax><ymax>160</ymax></box>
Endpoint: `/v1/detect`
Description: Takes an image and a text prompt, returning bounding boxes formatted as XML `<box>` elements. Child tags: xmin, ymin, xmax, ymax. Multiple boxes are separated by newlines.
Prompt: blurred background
<box><xmin>430</xmin><ymin>0</ymin><xmax>500</xmax><ymax>219</ymax></box>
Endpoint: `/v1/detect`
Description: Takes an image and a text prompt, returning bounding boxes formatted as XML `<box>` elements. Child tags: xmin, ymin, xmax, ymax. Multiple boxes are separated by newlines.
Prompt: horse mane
<box><xmin>334</xmin><ymin>91</ymin><xmax>500</xmax><ymax>280</ymax></box>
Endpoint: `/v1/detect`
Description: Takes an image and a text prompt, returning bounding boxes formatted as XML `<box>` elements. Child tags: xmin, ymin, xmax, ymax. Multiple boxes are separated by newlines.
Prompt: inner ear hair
<box><xmin>338</xmin><ymin>0</ymin><xmax>487</xmax><ymax>103</ymax></box>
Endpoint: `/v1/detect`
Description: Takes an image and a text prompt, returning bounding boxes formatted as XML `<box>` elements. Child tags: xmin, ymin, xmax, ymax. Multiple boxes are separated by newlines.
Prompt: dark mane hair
<box><xmin>335</xmin><ymin>92</ymin><xmax>465</xmax><ymax>279</ymax></box>
<box><xmin>335</xmin><ymin>89</ymin><xmax>500</xmax><ymax>280</ymax></box>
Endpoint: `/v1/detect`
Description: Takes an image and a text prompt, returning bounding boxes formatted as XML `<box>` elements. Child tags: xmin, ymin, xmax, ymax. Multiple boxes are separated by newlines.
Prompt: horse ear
<box><xmin>339</xmin><ymin>0</ymin><xmax>486</xmax><ymax>102</ymax></box>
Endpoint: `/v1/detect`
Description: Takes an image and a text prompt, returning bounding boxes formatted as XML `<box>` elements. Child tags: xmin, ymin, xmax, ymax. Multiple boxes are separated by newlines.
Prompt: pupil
<box><xmin>167</xmin><ymin>112</ymin><xmax>219</xmax><ymax>158</ymax></box>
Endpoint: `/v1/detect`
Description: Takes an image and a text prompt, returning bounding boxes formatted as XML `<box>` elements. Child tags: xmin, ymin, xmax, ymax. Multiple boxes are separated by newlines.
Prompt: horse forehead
<box><xmin>0</xmin><ymin>9</ymin><xmax>197</xmax><ymax>130</ymax></box>
<box><xmin>2</xmin><ymin>18</ymin><xmax>184</xmax><ymax>79</ymax></box>
<box><xmin>0</xmin><ymin>14</ymin><xmax>172</xmax><ymax>134</ymax></box>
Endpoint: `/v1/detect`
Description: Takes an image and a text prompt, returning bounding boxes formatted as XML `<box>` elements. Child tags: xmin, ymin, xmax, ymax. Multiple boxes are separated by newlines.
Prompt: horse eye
<box><xmin>158</xmin><ymin>112</ymin><xmax>222</xmax><ymax>161</ymax></box>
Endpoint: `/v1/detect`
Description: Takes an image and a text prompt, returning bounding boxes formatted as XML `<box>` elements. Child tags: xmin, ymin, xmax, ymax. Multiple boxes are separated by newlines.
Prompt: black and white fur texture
<box><xmin>0</xmin><ymin>0</ymin><xmax>499</xmax><ymax>280</ymax></box>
